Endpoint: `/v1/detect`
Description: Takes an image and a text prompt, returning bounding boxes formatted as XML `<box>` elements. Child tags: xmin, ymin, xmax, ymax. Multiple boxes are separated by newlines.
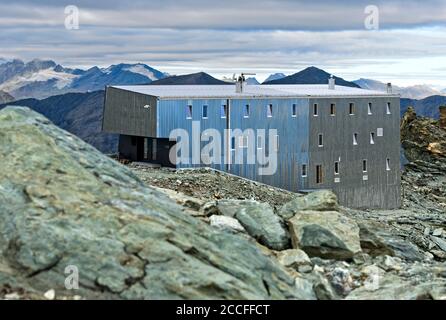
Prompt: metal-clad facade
<box><xmin>308</xmin><ymin>96</ymin><xmax>401</xmax><ymax>208</ymax></box>
<box><xmin>102</xmin><ymin>86</ymin><xmax>401</xmax><ymax>209</ymax></box>
<box><xmin>102</xmin><ymin>87</ymin><xmax>157</xmax><ymax>137</ymax></box>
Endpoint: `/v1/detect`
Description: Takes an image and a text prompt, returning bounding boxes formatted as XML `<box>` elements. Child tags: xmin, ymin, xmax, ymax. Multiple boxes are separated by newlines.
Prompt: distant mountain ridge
<box><xmin>0</xmin><ymin>59</ymin><xmax>168</xmax><ymax>100</ymax></box>
<box><xmin>0</xmin><ymin>91</ymin><xmax>116</xmax><ymax>153</ymax></box>
<box><xmin>150</xmin><ymin>72</ymin><xmax>229</xmax><ymax>85</ymax></box>
<box><xmin>263</xmin><ymin>67</ymin><xmax>360</xmax><ymax>88</ymax></box>
<box><xmin>354</xmin><ymin>78</ymin><xmax>444</xmax><ymax>100</ymax></box>
<box><xmin>401</xmin><ymin>95</ymin><xmax>446</xmax><ymax>119</ymax></box>
<box><xmin>263</xmin><ymin>73</ymin><xmax>286</xmax><ymax>83</ymax></box>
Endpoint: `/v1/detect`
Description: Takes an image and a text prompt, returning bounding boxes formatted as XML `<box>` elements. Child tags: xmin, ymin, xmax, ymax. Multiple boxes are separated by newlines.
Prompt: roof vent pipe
<box><xmin>328</xmin><ymin>75</ymin><xmax>335</xmax><ymax>90</ymax></box>
<box><xmin>387</xmin><ymin>83</ymin><xmax>393</xmax><ymax>94</ymax></box>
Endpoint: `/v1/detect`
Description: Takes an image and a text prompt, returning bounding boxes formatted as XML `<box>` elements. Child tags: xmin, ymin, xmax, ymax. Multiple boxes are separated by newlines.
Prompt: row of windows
<box><xmin>313</xmin><ymin>102</ymin><xmax>392</xmax><ymax>116</ymax></box>
<box><xmin>187</xmin><ymin>103</ymin><xmax>297</xmax><ymax>119</ymax></box>
<box><xmin>186</xmin><ymin>101</ymin><xmax>391</xmax><ymax>119</ymax></box>
<box><xmin>301</xmin><ymin>159</ymin><xmax>392</xmax><ymax>183</ymax></box>
<box><xmin>230</xmin><ymin>135</ymin><xmax>279</xmax><ymax>151</ymax></box>
<box><xmin>317</xmin><ymin>130</ymin><xmax>383</xmax><ymax>147</ymax></box>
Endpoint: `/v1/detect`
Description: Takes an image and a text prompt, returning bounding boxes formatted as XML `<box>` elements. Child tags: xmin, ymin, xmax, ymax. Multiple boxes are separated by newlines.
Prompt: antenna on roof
<box><xmin>234</xmin><ymin>72</ymin><xmax>256</xmax><ymax>93</ymax></box>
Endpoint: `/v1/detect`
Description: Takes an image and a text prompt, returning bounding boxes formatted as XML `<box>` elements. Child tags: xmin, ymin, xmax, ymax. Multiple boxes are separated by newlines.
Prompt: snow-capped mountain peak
<box><xmin>0</xmin><ymin>59</ymin><xmax>168</xmax><ymax>100</ymax></box>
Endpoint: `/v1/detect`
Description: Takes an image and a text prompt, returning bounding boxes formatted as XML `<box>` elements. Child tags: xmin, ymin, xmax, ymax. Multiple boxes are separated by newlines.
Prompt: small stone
<box><xmin>298</xmin><ymin>265</ymin><xmax>313</xmax><ymax>273</ymax></box>
<box><xmin>328</xmin><ymin>267</ymin><xmax>353</xmax><ymax>295</ymax></box>
<box><xmin>433</xmin><ymin>228</ymin><xmax>443</xmax><ymax>237</ymax></box>
<box><xmin>44</xmin><ymin>289</ymin><xmax>56</xmax><ymax>300</ymax></box>
<box><xmin>4</xmin><ymin>292</ymin><xmax>20</xmax><ymax>300</ymax></box>
<box><xmin>278</xmin><ymin>190</ymin><xmax>339</xmax><ymax>220</ymax></box>
<box><xmin>431</xmin><ymin>236</ymin><xmax>446</xmax><ymax>252</ymax></box>
<box><xmin>276</xmin><ymin>249</ymin><xmax>312</xmax><ymax>270</ymax></box>
<box><xmin>424</xmin><ymin>227</ymin><xmax>431</xmax><ymax>236</ymax></box>
<box><xmin>424</xmin><ymin>251</ymin><xmax>434</xmax><ymax>261</ymax></box>
<box><xmin>209</xmin><ymin>215</ymin><xmax>246</xmax><ymax>233</ymax></box>
<box><xmin>379</xmin><ymin>255</ymin><xmax>403</xmax><ymax>272</ymax></box>
<box><xmin>313</xmin><ymin>265</ymin><xmax>325</xmax><ymax>273</ymax></box>
<box><xmin>288</xmin><ymin>210</ymin><xmax>361</xmax><ymax>260</ymax></box>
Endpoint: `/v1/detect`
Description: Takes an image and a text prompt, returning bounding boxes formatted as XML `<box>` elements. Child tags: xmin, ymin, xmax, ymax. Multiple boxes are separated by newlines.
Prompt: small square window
<box><xmin>370</xmin><ymin>132</ymin><xmax>375</xmax><ymax>144</ymax></box>
<box><xmin>353</xmin><ymin>133</ymin><xmax>358</xmax><ymax>145</ymax></box>
<box><xmin>267</xmin><ymin>104</ymin><xmax>273</xmax><ymax>117</ymax></box>
<box><xmin>377</xmin><ymin>128</ymin><xmax>384</xmax><ymax>136</ymax></box>
<box><xmin>244</xmin><ymin>104</ymin><xmax>250</xmax><ymax>118</ymax></box>
<box><xmin>318</xmin><ymin>134</ymin><xmax>323</xmax><ymax>147</ymax></box>
<box><xmin>202</xmin><ymin>105</ymin><xmax>208</xmax><ymax>119</ymax></box>
<box><xmin>221</xmin><ymin>104</ymin><xmax>227</xmax><ymax>118</ymax></box>
<box><xmin>349</xmin><ymin>103</ymin><xmax>355</xmax><ymax>115</ymax></box>
<box><xmin>386</xmin><ymin>102</ymin><xmax>391</xmax><ymax>115</ymax></box>
<box><xmin>302</xmin><ymin>164</ymin><xmax>307</xmax><ymax>177</ymax></box>
<box><xmin>186</xmin><ymin>105</ymin><xmax>193</xmax><ymax>119</ymax></box>
<box><xmin>292</xmin><ymin>104</ymin><xmax>297</xmax><ymax>117</ymax></box>
<box><xmin>362</xmin><ymin>159</ymin><xmax>368</xmax><ymax>173</ymax></box>
<box><xmin>330</xmin><ymin>103</ymin><xmax>336</xmax><ymax>116</ymax></box>
<box><xmin>368</xmin><ymin>103</ymin><xmax>373</xmax><ymax>115</ymax></box>
<box><xmin>313</xmin><ymin>103</ymin><xmax>318</xmax><ymax>116</ymax></box>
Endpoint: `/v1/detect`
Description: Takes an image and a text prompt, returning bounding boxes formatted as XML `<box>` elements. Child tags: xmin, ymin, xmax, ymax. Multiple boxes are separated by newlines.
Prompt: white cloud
<box><xmin>0</xmin><ymin>1</ymin><xmax>446</xmax><ymax>86</ymax></box>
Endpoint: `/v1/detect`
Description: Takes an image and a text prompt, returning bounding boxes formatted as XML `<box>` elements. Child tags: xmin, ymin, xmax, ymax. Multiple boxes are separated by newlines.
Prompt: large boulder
<box><xmin>288</xmin><ymin>211</ymin><xmax>361</xmax><ymax>260</ymax></box>
<box><xmin>209</xmin><ymin>199</ymin><xmax>290</xmax><ymax>251</ymax></box>
<box><xmin>278</xmin><ymin>190</ymin><xmax>339</xmax><ymax>220</ymax></box>
<box><xmin>0</xmin><ymin>107</ymin><xmax>312</xmax><ymax>300</ymax></box>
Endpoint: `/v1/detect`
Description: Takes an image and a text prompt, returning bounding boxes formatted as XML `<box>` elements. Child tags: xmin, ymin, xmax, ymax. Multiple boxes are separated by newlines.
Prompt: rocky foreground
<box><xmin>0</xmin><ymin>106</ymin><xmax>445</xmax><ymax>300</ymax></box>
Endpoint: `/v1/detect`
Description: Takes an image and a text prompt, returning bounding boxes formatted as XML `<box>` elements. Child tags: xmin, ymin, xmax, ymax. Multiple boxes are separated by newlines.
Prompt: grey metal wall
<box><xmin>229</xmin><ymin>98</ymin><xmax>309</xmax><ymax>191</ymax></box>
<box><xmin>156</xmin><ymin>97</ymin><xmax>310</xmax><ymax>191</ymax></box>
<box><xmin>307</xmin><ymin>96</ymin><xmax>401</xmax><ymax>209</ymax></box>
<box><xmin>102</xmin><ymin>87</ymin><xmax>158</xmax><ymax>137</ymax></box>
<box><xmin>103</xmin><ymin>88</ymin><xmax>401</xmax><ymax>209</ymax></box>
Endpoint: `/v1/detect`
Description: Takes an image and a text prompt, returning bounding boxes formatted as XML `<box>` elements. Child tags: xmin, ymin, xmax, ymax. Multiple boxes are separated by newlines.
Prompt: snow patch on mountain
<box><xmin>0</xmin><ymin>68</ymin><xmax>79</xmax><ymax>92</ymax></box>
<box><xmin>123</xmin><ymin>64</ymin><xmax>159</xmax><ymax>81</ymax></box>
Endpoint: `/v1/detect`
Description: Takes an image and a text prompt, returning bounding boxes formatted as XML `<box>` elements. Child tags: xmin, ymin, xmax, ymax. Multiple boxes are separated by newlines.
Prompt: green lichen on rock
<box><xmin>0</xmin><ymin>106</ymin><xmax>312</xmax><ymax>300</ymax></box>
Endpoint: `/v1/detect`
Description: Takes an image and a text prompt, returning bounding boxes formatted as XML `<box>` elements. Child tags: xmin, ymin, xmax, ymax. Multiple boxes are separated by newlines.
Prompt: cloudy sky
<box><xmin>1</xmin><ymin>0</ymin><xmax>446</xmax><ymax>87</ymax></box>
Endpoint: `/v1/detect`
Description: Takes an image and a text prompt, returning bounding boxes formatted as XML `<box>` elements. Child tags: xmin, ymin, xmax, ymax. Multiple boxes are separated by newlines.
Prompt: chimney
<box><xmin>328</xmin><ymin>75</ymin><xmax>335</xmax><ymax>90</ymax></box>
<box><xmin>440</xmin><ymin>106</ymin><xmax>446</xmax><ymax>130</ymax></box>
<box><xmin>235</xmin><ymin>75</ymin><xmax>245</xmax><ymax>93</ymax></box>
<box><xmin>387</xmin><ymin>83</ymin><xmax>393</xmax><ymax>94</ymax></box>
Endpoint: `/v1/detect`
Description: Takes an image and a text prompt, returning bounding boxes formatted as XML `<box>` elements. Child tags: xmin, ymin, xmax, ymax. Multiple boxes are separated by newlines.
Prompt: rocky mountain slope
<box><xmin>0</xmin><ymin>90</ymin><xmax>14</xmax><ymax>104</ymax></box>
<box><xmin>354</xmin><ymin>78</ymin><xmax>444</xmax><ymax>100</ymax></box>
<box><xmin>0</xmin><ymin>59</ymin><xmax>167</xmax><ymax>100</ymax></box>
<box><xmin>0</xmin><ymin>106</ymin><xmax>445</xmax><ymax>300</ymax></box>
<box><xmin>401</xmin><ymin>96</ymin><xmax>446</xmax><ymax>119</ymax></box>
